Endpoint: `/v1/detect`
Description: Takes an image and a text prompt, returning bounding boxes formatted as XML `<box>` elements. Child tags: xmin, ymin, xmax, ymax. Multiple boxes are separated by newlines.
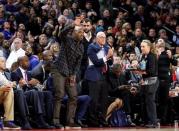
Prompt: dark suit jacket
<box><xmin>30</xmin><ymin>61</ymin><xmax>47</xmax><ymax>84</ymax></box>
<box><xmin>4</xmin><ymin>71</ymin><xmax>11</xmax><ymax>81</ymax></box>
<box><xmin>84</xmin><ymin>43</ymin><xmax>113</xmax><ymax>81</ymax></box>
<box><xmin>11</xmin><ymin>68</ymin><xmax>32</xmax><ymax>91</ymax></box>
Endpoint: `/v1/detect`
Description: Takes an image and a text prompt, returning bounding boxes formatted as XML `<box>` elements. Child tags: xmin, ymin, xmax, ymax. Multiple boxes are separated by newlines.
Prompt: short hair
<box><xmin>156</xmin><ymin>38</ymin><xmax>165</xmax><ymax>47</ymax></box>
<box><xmin>17</xmin><ymin>55</ymin><xmax>28</xmax><ymax>65</ymax></box>
<box><xmin>81</xmin><ymin>18</ymin><xmax>92</xmax><ymax>25</ymax></box>
<box><xmin>39</xmin><ymin>34</ymin><xmax>47</xmax><ymax>40</ymax></box>
<box><xmin>13</xmin><ymin>38</ymin><xmax>22</xmax><ymax>44</ymax></box>
<box><xmin>159</xmin><ymin>29</ymin><xmax>166</xmax><ymax>34</ymax></box>
<box><xmin>96</xmin><ymin>31</ymin><xmax>106</xmax><ymax>38</ymax></box>
<box><xmin>58</xmin><ymin>15</ymin><xmax>67</xmax><ymax>23</ymax></box>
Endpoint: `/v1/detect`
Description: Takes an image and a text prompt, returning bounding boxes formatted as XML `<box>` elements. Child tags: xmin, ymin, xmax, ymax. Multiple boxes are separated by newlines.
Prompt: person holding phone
<box><xmin>134</xmin><ymin>40</ymin><xmax>159</xmax><ymax>128</ymax></box>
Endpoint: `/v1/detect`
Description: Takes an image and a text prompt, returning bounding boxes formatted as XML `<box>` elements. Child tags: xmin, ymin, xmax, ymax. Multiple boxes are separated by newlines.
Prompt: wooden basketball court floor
<box><xmin>21</xmin><ymin>127</ymin><xmax>179</xmax><ymax>131</ymax></box>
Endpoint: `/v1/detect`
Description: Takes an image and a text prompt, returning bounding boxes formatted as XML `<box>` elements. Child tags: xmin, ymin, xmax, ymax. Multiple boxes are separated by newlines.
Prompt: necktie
<box><xmin>102</xmin><ymin>64</ymin><xmax>107</xmax><ymax>74</ymax></box>
<box><xmin>24</xmin><ymin>71</ymin><xmax>28</xmax><ymax>82</ymax></box>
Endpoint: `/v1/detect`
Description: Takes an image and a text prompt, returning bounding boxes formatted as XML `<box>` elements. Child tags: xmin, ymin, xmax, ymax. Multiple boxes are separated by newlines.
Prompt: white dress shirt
<box><xmin>19</xmin><ymin>67</ymin><xmax>28</xmax><ymax>82</ymax></box>
<box><xmin>89</xmin><ymin>47</ymin><xmax>107</xmax><ymax>66</ymax></box>
<box><xmin>84</xmin><ymin>32</ymin><xmax>92</xmax><ymax>42</ymax></box>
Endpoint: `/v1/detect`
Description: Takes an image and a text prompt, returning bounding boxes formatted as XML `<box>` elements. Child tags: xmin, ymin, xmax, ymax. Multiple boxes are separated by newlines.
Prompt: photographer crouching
<box><xmin>108</xmin><ymin>63</ymin><xmax>139</xmax><ymax>126</ymax></box>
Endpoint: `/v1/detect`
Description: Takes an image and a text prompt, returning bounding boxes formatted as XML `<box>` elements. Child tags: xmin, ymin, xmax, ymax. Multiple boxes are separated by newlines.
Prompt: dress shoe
<box><xmin>65</xmin><ymin>123</ymin><xmax>81</xmax><ymax>129</ymax></box>
<box><xmin>76</xmin><ymin>120</ymin><xmax>88</xmax><ymax>128</ymax></box>
<box><xmin>3</xmin><ymin>121</ymin><xmax>21</xmax><ymax>129</ymax></box>
<box><xmin>99</xmin><ymin>120</ymin><xmax>109</xmax><ymax>127</ymax></box>
<box><xmin>127</xmin><ymin>115</ymin><xmax>136</xmax><ymax>127</ymax></box>
<box><xmin>145</xmin><ymin>123</ymin><xmax>158</xmax><ymax>128</ymax></box>
<box><xmin>22</xmin><ymin>122</ymin><xmax>32</xmax><ymax>130</ymax></box>
<box><xmin>53</xmin><ymin>123</ymin><xmax>64</xmax><ymax>129</ymax></box>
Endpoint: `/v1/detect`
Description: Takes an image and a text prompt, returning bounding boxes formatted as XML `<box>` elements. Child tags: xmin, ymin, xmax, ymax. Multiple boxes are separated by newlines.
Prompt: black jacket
<box><xmin>142</xmin><ymin>52</ymin><xmax>158</xmax><ymax>78</ymax></box>
<box><xmin>158</xmin><ymin>51</ymin><xmax>177</xmax><ymax>80</ymax></box>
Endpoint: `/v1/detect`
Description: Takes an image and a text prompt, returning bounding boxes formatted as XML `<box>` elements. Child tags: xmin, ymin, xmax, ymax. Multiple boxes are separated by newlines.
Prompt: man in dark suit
<box><xmin>84</xmin><ymin>31</ymin><xmax>113</xmax><ymax>126</ymax></box>
<box><xmin>11</xmin><ymin>56</ymin><xmax>53</xmax><ymax>129</ymax></box>
<box><xmin>80</xmin><ymin>18</ymin><xmax>95</xmax><ymax>80</ymax></box>
<box><xmin>31</xmin><ymin>50</ymin><xmax>53</xmax><ymax>84</ymax></box>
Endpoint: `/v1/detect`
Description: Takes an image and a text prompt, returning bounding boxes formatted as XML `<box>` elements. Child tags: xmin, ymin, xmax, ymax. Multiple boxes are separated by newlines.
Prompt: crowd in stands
<box><xmin>0</xmin><ymin>0</ymin><xmax>178</xmax><ymax>130</ymax></box>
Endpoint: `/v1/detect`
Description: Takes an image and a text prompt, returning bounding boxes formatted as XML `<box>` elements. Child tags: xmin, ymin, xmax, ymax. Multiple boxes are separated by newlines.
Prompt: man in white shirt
<box><xmin>6</xmin><ymin>38</ymin><xmax>25</xmax><ymax>70</ymax></box>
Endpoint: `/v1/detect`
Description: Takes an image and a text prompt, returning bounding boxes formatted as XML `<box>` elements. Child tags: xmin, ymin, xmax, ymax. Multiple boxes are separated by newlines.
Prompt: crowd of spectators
<box><xmin>0</xmin><ymin>0</ymin><xmax>179</xmax><ymax>129</ymax></box>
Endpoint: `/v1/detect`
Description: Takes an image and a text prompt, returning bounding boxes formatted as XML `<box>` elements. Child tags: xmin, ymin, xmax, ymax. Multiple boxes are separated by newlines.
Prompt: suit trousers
<box><xmin>51</xmin><ymin>68</ymin><xmax>77</xmax><ymax>124</ymax></box>
<box><xmin>142</xmin><ymin>78</ymin><xmax>159</xmax><ymax>124</ymax></box>
<box><xmin>157</xmin><ymin>79</ymin><xmax>170</xmax><ymax>122</ymax></box>
<box><xmin>37</xmin><ymin>91</ymin><xmax>53</xmax><ymax>123</ymax></box>
<box><xmin>88</xmin><ymin>80</ymin><xmax>108</xmax><ymax>124</ymax></box>
<box><xmin>14</xmin><ymin>90</ymin><xmax>29</xmax><ymax>125</ymax></box>
<box><xmin>0</xmin><ymin>88</ymin><xmax>14</xmax><ymax>121</ymax></box>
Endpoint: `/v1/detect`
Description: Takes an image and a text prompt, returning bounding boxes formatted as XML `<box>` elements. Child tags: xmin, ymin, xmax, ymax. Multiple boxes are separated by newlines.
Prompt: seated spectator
<box><xmin>0</xmin><ymin>84</ymin><xmax>20</xmax><ymax>129</ymax></box>
<box><xmin>25</xmin><ymin>45</ymin><xmax>39</xmax><ymax>71</ymax></box>
<box><xmin>2</xmin><ymin>21</ymin><xmax>13</xmax><ymax>40</ymax></box>
<box><xmin>158</xmin><ymin>29</ymin><xmax>173</xmax><ymax>49</ymax></box>
<box><xmin>50</xmin><ymin>41</ymin><xmax>60</xmax><ymax>59</ymax></box>
<box><xmin>5</xmin><ymin>0</ymin><xmax>17</xmax><ymax>14</ymax></box>
<box><xmin>0</xmin><ymin>33</ymin><xmax>8</xmax><ymax>58</ymax></box>
<box><xmin>0</xmin><ymin>56</ymin><xmax>20</xmax><ymax>129</ymax></box>
<box><xmin>147</xmin><ymin>28</ymin><xmax>157</xmax><ymax>43</ymax></box>
<box><xmin>0</xmin><ymin>8</ymin><xmax>5</xmax><ymax>31</ymax></box>
<box><xmin>0</xmin><ymin>56</ymin><xmax>33</xmax><ymax>129</ymax></box>
<box><xmin>15</xmin><ymin>6</ymin><xmax>29</xmax><ymax>26</ymax></box>
<box><xmin>6</xmin><ymin>38</ymin><xmax>25</xmax><ymax>70</ymax></box>
<box><xmin>11</xmin><ymin>56</ymin><xmax>54</xmax><ymax>129</ymax></box>
<box><xmin>31</xmin><ymin>50</ymin><xmax>53</xmax><ymax>83</ymax></box>
<box><xmin>172</xmin><ymin>25</ymin><xmax>179</xmax><ymax>46</ymax></box>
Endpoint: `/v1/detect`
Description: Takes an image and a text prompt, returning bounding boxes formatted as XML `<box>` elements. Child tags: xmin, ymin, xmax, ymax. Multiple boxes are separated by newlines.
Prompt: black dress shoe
<box><xmin>37</xmin><ymin>122</ymin><xmax>54</xmax><ymax>129</ymax></box>
<box><xmin>22</xmin><ymin>122</ymin><xmax>32</xmax><ymax>130</ymax></box>
<box><xmin>145</xmin><ymin>123</ymin><xmax>158</xmax><ymax>128</ymax></box>
<box><xmin>53</xmin><ymin>123</ymin><xmax>64</xmax><ymax>129</ymax></box>
<box><xmin>99</xmin><ymin>120</ymin><xmax>109</xmax><ymax>127</ymax></box>
<box><xmin>76</xmin><ymin>120</ymin><xmax>88</xmax><ymax>128</ymax></box>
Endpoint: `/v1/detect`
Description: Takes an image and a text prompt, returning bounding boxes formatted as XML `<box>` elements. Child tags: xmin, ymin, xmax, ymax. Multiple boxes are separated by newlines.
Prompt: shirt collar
<box><xmin>84</xmin><ymin>32</ymin><xmax>92</xmax><ymax>41</ymax></box>
<box><xmin>0</xmin><ymin>71</ymin><xmax>4</xmax><ymax>75</ymax></box>
<box><xmin>19</xmin><ymin>67</ymin><xmax>27</xmax><ymax>73</ymax></box>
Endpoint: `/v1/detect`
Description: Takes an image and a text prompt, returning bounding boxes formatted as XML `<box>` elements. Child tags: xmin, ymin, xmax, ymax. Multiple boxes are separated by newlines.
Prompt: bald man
<box><xmin>11</xmin><ymin>56</ymin><xmax>52</xmax><ymax>129</ymax></box>
<box><xmin>31</xmin><ymin>50</ymin><xmax>53</xmax><ymax>84</ymax></box>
